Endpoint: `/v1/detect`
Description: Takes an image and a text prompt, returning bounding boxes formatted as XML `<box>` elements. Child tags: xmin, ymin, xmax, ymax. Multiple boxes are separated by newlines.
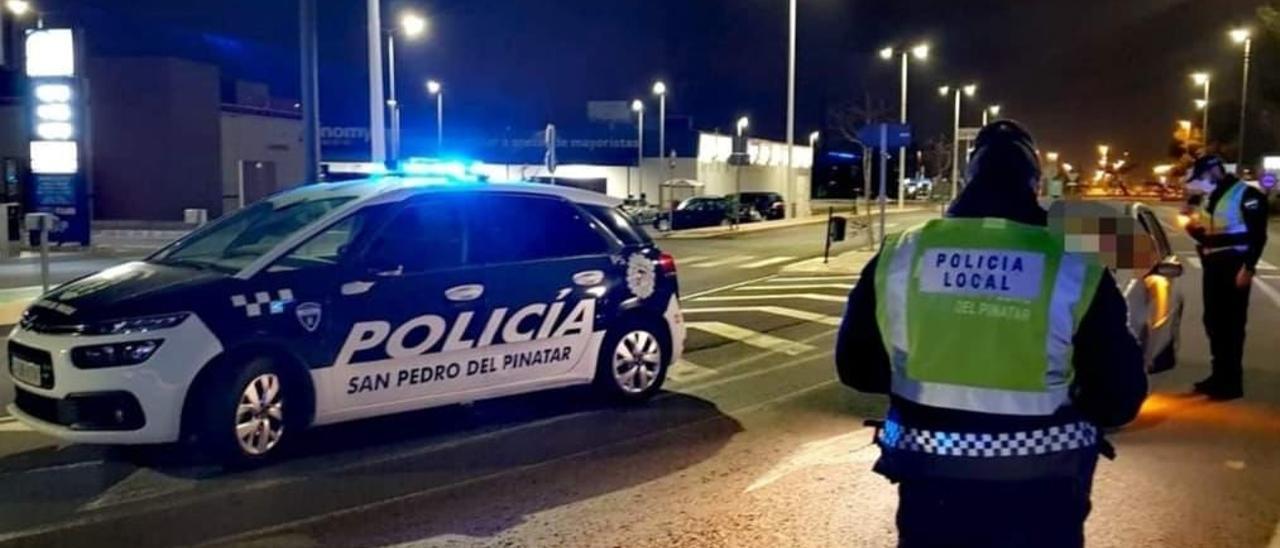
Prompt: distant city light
<box><xmin>1191</xmin><ymin>72</ymin><xmax>1210</xmax><ymax>85</ymax></box>
<box><xmin>652</xmin><ymin>81</ymin><xmax>667</xmax><ymax>96</ymax></box>
<box><xmin>1195</xmin><ymin>99</ymin><xmax>1208</xmax><ymax>110</ymax></box>
<box><xmin>963</xmin><ymin>84</ymin><xmax>978</xmax><ymax>97</ymax></box>
<box><xmin>938</xmin><ymin>85</ymin><xmax>950</xmax><ymax>96</ymax></box>
<box><xmin>879</xmin><ymin>47</ymin><xmax>894</xmax><ymax>60</ymax></box>
<box><xmin>1046</xmin><ymin>151</ymin><xmax>1059</xmax><ymax>162</ymax></box>
<box><xmin>631</xmin><ymin>99</ymin><xmax>644</xmax><ymax>113</ymax></box>
<box><xmin>1230</xmin><ymin>28</ymin><xmax>1251</xmax><ymax>44</ymax></box>
<box><xmin>987</xmin><ymin>105</ymin><xmax>1002</xmax><ymax>116</ymax></box>
<box><xmin>426</xmin><ymin>79</ymin><xmax>441</xmax><ymax>95</ymax></box>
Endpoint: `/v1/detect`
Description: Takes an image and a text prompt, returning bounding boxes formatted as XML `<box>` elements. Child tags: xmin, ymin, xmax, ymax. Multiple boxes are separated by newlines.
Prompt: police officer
<box><xmin>836</xmin><ymin>121</ymin><xmax>1147</xmax><ymax>547</ymax></box>
<box><xmin>1184</xmin><ymin>155</ymin><xmax>1270</xmax><ymax>400</ymax></box>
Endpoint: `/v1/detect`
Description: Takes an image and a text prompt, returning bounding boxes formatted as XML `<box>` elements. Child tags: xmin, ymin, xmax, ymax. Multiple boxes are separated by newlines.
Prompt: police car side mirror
<box><xmin>1152</xmin><ymin>259</ymin><xmax>1183</xmax><ymax>279</ymax></box>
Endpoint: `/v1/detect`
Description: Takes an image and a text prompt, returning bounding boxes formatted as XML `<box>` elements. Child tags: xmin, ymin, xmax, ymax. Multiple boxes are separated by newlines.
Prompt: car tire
<box><xmin>593</xmin><ymin>316</ymin><xmax>671</xmax><ymax>403</ymax></box>
<box><xmin>194</xmin><ymin>356</ymin><xmax>293</xmax><ymax>467</ymax></box>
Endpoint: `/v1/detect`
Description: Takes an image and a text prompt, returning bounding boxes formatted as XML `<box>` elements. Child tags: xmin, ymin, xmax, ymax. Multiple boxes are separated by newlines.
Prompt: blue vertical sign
<box><xmin>25</xmin><ymin>28</ymin><xmax>90</xmax><ymax>245</ymax></box>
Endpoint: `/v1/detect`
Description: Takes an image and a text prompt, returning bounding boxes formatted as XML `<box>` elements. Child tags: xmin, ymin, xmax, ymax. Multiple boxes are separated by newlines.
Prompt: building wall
<box><xmin>219</xmin><ymin>111</ymin><xmax>304</xmax><ymax>213</ymax></box>
<box><xmin>87</xmin><ymin>57</ymin><xmax>222</xmax><ymax>221</ymax></box>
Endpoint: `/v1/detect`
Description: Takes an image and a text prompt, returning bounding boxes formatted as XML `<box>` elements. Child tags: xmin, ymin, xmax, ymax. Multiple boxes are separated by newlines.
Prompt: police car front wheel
<box><xmin>194</xmin><ymin>357</ymin><xmax>295</xmax><ymax>464</ymax></box>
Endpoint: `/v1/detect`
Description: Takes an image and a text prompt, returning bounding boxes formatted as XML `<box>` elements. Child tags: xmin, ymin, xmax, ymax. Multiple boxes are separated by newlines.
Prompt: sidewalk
<box><xmin>658</xmin><ymin>206</ymin><xmax>929</xmax><ymax>240</ymax></box>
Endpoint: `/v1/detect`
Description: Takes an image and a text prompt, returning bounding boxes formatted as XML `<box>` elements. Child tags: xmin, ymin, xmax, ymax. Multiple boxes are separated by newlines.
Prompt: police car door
<box><xmin>316</xmin><ymin>194</ymin><xmax>492</xmax><ymax>419</ymax></box>
<box><xmin>467</xmin><ymin>193</ymin><xmax>618</xmax><ymax>390</ymax></box>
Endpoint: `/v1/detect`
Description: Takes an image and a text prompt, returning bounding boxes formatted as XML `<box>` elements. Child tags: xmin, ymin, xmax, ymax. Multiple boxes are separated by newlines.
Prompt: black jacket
<box><xmin>1187</xmin><ymin>176</ymin><xmax>1269</xmax><ymax>270</ymax></box>
<box><xmin>835</xmin><ymin>179</ymin><xmax>1148</xmax><ymax>436</ymax></box>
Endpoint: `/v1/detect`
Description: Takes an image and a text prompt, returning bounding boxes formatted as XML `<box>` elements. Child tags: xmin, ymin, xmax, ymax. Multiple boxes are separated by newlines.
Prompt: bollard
<box><xmin>24</xmin><ymin>212</ymin><xmax>58</xmax><ymax>293</ymax></box>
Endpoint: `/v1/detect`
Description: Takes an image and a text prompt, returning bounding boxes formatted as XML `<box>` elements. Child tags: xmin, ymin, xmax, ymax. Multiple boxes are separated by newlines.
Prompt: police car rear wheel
<box><xmin>597</xmin><ymin>322</ymin><xmax>668</xmax><ymax>401</ymax></box>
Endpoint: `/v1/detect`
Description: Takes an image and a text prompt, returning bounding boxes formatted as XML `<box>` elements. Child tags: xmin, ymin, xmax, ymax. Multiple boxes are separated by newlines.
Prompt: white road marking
<box><xmin>1253</xmin><ymin>278</ymin><xmax>1280</xmax><ymax>310</ymax></box>
<box><xmin>1257</xmin><ymin>259</ymin><xmax>1279</xmax><ymax>272</ymax></box>
<box><xmin>692</xmin><ymin>293</ymin><xmax>848</xmax><ymax>304</ymax></box>
<box><xmin>766</xmin><ymin>275</ymin><xmax>859</xmax><ymax>283</ymax></box>
<box><xmin>683</xmin><ymin>306</ymin><xmax>842</xmax><ymax>326</ymax></box>
<box><xmin>685</xmin><ymin>321</ymin><xmax>815</xmax><ymax>355</ymax></box>
<box><xmin>674</xmin><ymin>255</ymin><xmax>709</xmax><ymax>266</ymax></box>
<box><xmin>691</xmin><ymin>255</ymin><xmax>756</xmax><ymax>268</ymax></box>
<box><xmin>81</xmin><ymin>468</ymin><xmax>198</xmax><ymax>511</ymax></box>
<box><xmin>745</xmin><ymin>428</ymin><xmax>875</xmax><ymax>493</ymax></box>
<box><xmin>666</xmin><ymin>359</ymin><xmax>718</xmax><ymax>384</ymax></box>
<box><xmin>734</xmin><ymin>283</ymin><xmax>853</xmax><ymax>291</ymax></box>
<box><xmin>1179</xmin><ymin>252</ymin><xmax>1202</xmax><ymax>270</ymax></box>
<box><xmin>680</xmin><ymin>273</ymin><xmax>780</xmax><ymax>301</ymax></box>
<box><xmin>735</xmin><ymin>257</ymin><xmax>796</xmax><ymax>269</ymax></box>
<box><xmin>0</xmin><ymin>421</ymin><xmax>31</xmax><ymax>432</ymax></box>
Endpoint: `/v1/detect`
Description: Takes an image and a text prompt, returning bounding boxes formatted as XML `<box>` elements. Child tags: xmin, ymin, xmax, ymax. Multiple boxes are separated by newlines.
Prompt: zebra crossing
<box><xmin>670</xmin><ymin>272</ymin><xmax>860</xmax><ymax>386</ymax></box>
<box><xmin>676</xmin><ymin>255</ymin><xmax>799</xmax><ymax>270</ymax></box>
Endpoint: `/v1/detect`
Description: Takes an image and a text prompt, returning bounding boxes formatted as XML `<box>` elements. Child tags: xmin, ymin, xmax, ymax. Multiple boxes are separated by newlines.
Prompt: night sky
<box><xmin>36</xmin><ymin>0</ymin><xmax>1268</xmax><ymax>170</ymax></box>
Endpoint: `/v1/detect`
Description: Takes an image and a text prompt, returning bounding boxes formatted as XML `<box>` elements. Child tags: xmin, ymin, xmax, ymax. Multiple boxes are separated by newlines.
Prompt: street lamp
<box><xmin>632</xmin><ymin>99</ymin><xmax>645</xmax><ymax>198</ymax></box>
<box><xmin>880</xmin><ymin>42</ymin><xmax>930</xmax><ymax>210</ymax></box>
<box><xmin>5</xmin><ymin>0</ymin><xmax>29</xmax><ymax>15</ymax></box>
<box><xmin>426</xmin><ymin>79</ymin><xmax>443</xmax><ymax>154</ymax></box>
<box><xmin>653</xmin><ymin>81</ymin><xmax>667</xmax><ymax>168</ymax></box>
<box><xmin>1097</xmin><ymin>144</ymin><xmax>1110</xmax><ymax>169</ymax></box>
<box><xmin>982</xmin><ymin>104</ymin><xmax>1001</xmax><ymax>126</ymax></box>
<box><xmin>785</xmin><ymin>0</ymin><xmax>797</xmax><ymax>218</ymax></box>
<box><xmin>1190</xmin><ymin>72</ymin><xmax>1211</xmax><ymax>140</ymax></box>
<box><xmin>809</xmin><ymin>131</ymin><xmax>820</xmax><ymax>147</ymax></box>
<box><xmin>736</xmin><ymin>116</ymin><xmax>750</xmax><ymax>136</ymax></box>
<box><xmin>939</xmin><ymin>83</ymin><xmax>977</xmax><ymax>199</ymax></box>
<box><xmin>1230</xmin><ymin>27</ymin><xmax>1252</xmax><ymax>163</ymax></box>
<box><xmin>384</xmin><ymin>11</ymin><xmax>428</xmax><ymax>164</ymax></box>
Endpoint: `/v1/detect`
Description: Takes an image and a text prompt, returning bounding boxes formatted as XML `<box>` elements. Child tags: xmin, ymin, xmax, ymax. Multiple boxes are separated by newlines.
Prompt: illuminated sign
<box><xmin>25</xmin><ymin>29</ymin><xmax>75</xmax><ymax>77</ymax></box>
<box><xmin>26</xmin><ymin>28</ymin><xmax>89</xmax><ymax>245</ymax></box>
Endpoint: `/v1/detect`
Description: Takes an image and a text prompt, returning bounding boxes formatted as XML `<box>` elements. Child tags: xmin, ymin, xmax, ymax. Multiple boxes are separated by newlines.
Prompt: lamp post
<box><xmin>982</xmin><ymin>104</ymin><xmax>1001</xmax><ymax>126</ymax></box>
<box><xmin>785</xmin><ymin>0</ymin><xmax>797</xmax><ymax>218</ymax></box>
<box><xmin>1230</xmin><ymin>28</ymin><xmax>1252</xmax><ymax>164</ymax></box>
<box><xmin>939</xmin><ymin>83</ymin><xmax>977</xmax><ymax>199</ymax></box>
<box><xmin>385</xmin><ymin>11</ymin><xmax>427</xmax><ymax>164</ymax></box>
<box><xmin>427</xmin><ymin>79</ymin><xmax>443</xmax><ymax>154</ymax></box>
<box><xmin>652</xmin><ymin>81</ymin><xmax>667</xmax><ymax>160</ymax></box>
<box><xmin>1191</xmin><ymin>72</ymin><xmax>1211</xmax><ymax>141</ymax></box>
<box><xmin>736</xmin><ymin>116</ymin><xmax>749</xmax><ymax>222</ymax></box>
<box><xmin>880</xmin><ymin>42</ymin><xmax>929</xmax><ymax>211</ymax></box>
<box><xmin>632</xmin><ymin>99</ymin><xmax>645</xmax><ymax>199</ymax></box>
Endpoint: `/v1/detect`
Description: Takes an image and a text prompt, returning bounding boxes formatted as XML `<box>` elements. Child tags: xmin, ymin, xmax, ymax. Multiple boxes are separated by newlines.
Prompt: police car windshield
<box><xmin>153</xmin><ymin>197</ymin><xmax>353</xmax><ymax>273</ymax></box>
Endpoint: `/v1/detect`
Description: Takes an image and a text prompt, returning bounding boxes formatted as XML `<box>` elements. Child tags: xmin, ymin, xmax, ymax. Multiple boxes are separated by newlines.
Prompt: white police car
<box><xmin>7</xmin><ymin>176</ymin><xmax>685</xmax><ymax>464</ymax></box>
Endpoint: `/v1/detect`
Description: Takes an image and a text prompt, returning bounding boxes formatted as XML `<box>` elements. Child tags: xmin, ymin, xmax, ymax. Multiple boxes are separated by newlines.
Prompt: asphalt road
<box><xmin>0</xmin><ymin>203</ymin><xmax>1278</xmax><ymax>547</ymax></box>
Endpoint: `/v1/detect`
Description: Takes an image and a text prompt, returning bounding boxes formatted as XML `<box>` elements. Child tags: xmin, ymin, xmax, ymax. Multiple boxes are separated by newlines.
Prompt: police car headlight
<box><xmin>80</xmin><ymin>313</ymin><xmax>190</xmax><ymax>336</ymax></box>
<box><xmin>71</xmin><ymin>340</ymin><xmax>164</xmax><ymax>369</ymax></box>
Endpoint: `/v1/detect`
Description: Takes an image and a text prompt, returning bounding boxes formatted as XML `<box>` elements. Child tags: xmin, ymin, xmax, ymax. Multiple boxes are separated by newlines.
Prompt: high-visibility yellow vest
<box><xmin>1202</xmin><ymin>180</ymin><xmax>1250</xmax><ymax>255</ymax></box>
<box><xmin>874</xmin><ymin>218</ymin><xmax>1104</xmax><ymax>416</ymax></box>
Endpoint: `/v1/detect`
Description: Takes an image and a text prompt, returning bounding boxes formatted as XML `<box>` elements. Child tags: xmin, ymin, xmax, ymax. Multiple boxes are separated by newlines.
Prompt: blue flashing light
<box><xmin>398</xmin><ymin>157</ymin><xmax>484</xmax><ymax>181</ymax></box>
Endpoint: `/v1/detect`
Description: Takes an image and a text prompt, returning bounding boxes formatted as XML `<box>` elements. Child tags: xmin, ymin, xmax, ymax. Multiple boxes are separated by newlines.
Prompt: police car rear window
<box><xmin>584</xmin><ymin>205</ymin><xmax>652</xmax><ymax>247</ymax></box>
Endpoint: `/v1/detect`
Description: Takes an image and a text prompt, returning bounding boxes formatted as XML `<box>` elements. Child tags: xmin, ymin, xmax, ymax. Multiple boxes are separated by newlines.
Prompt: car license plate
<box><xmin>10</xmin><ymin>356</ymin><xmax>44</xmax><ymax>387</ymax></box>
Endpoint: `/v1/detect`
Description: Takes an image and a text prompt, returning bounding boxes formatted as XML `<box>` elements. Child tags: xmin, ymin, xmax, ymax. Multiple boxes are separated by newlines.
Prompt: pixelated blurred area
<box><xmin>1047</xmin><ymin>201</ymin><xmax>1159</xmax><ymax>271</ymax></box>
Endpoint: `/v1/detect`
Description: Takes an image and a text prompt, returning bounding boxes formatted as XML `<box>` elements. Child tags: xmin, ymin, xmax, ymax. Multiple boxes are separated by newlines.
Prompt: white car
<box><xmin>1121</xmin><ymin>203</ymin><xmax>1185</xmax><ymax>373</ymax></box>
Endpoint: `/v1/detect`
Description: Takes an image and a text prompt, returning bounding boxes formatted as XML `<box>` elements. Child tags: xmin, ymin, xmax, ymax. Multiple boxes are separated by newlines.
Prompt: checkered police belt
<box><xmin>878</xmin><ymin>419</ymin><xmax>1097</xmax><ymax>457</ymax></box>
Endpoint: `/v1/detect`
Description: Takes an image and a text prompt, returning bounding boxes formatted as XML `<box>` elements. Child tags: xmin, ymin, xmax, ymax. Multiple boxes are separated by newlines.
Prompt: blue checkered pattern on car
<box><xmin>878</xmin><ymin>419</ymin><xmax>1097</xmax><ymax>457</ymax></box>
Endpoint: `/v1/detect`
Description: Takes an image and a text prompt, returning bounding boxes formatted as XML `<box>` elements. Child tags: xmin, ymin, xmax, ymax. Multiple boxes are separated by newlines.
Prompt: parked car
<box><xmin>654</xmin><ymin>196</ymin><xmax>758</xmax><ymax>231</ymax></box>
<box><xmin>7</xmin><ymin>175</ymin><xmax>686</xmax><ymax>465</ymax></box>
<box><xmin>621</xmin><ymin>197</ymin><xmax>661</xmax><ymax>225</ymax></box>
<box><xmin>727</xmin><ymin>192</ymin><xmax>786</xmax><ymax>220</ymax></box>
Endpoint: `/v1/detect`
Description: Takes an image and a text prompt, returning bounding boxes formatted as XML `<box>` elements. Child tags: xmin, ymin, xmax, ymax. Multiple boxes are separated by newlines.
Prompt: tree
<box><xmin>825</xmin><ymin>91</ymin><xmax>893</xmax><ymax>146</ymax></box>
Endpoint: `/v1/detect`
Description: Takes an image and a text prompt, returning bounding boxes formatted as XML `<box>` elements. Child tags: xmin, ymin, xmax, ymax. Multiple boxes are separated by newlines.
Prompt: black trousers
<box><xmin>1201</xmin><ymin>251</ymin><xmax>1251</xmax><ymax>388</ymax></box>
<box><xmin>896</xmin><ymin>475</ymin><xmax>1092</xmax><ymax>548</ymax></box>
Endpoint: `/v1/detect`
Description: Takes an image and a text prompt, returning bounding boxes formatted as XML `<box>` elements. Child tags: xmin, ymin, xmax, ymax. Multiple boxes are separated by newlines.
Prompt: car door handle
<box><xmin>572</xmin><ymin>270</ymin><xmax>605</xmax><ymax>286</ymax></box>
<box><xmin>341</xmin><ymin>280</ymin><xmax>375</xmax><ymax>296</ymax></box>
<box><xmin>445</xmin><ymin>284</ymin><xmax>485</xmax><ymax>302</ymax></box>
